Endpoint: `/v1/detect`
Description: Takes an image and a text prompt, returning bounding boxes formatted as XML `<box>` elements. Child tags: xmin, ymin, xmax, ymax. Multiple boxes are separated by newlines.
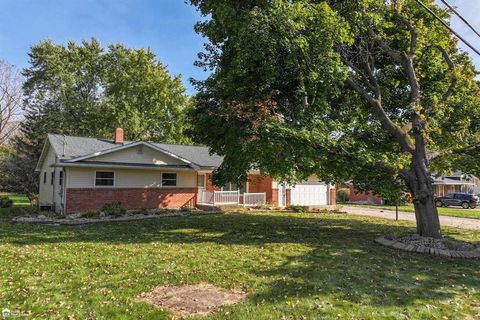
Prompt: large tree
<box><xmin>20</xmin><ymin>38</ymin><xmax>190</xmax><ymax>154</ymax></box>
<box><xmin>5</xmin><ymin>38</ymin><xmax>191</xmax><ymax>198</ymax></box>
<box><xmin>189</xmin><ymin>0</ymin><xmax>480</xmax><ymax>238</ymax></box>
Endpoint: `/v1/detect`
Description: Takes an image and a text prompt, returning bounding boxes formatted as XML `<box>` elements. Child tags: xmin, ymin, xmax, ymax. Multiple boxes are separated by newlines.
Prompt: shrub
<box><xmin>0</xmin><ymin>196</ymin><xmax>13</xmax><ymax>208</ymax></box>
<box><xmin>101</xmin><ymin>202</ymin><xmax>126</xmax><ymax>217</ymax></box>
<box><xmin>129</xmin><ymin>209</ymin><xmax>148</xmax><ymax>215</ymax></box>
<box><xmin>80</xmin><ymin>210</ymin><xmax>100</xmax><ymax>218</ymax></box>
<box><xmin>180</xmin><ymin>205</ymin><xmax>192</xmax><ymax>212</ymax></box>
<box><xmin>336</xmin><ymin>188</ymin><xmax>350</xmax><ymax>203</ymax></box>
<box><xmin>287</xmin><ymin>205</ymin><xmax>309</xmax><ymax>213</ymax></box>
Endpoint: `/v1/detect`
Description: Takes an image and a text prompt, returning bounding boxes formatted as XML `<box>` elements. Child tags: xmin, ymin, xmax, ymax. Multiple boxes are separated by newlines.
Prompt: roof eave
<box><xmin>52</xmin><ymin>162</ymin><xmax>196</xmax><ymax>171</ymax></box>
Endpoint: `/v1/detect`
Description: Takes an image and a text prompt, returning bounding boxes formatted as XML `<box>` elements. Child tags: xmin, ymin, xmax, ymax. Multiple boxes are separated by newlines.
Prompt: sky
<box><xmin>0</xmin><ymin>0</ymin><xmax>206</xmax><ymax>94</ymax></box>
<box><xmin>0</xmin><ymin>0</ymin><xmax>479</xmax><ymax>95</ymax></box>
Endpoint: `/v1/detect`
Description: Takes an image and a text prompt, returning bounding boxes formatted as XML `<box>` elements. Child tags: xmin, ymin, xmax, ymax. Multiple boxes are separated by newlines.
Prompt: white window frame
<box><xmin>94</xmin><ymin>170</ymin><xmax>115</xmax><ymax>187</ymax></box>
<box><xmin>197</xmin><ymin>174</ymin><xmax>206</xmax><ymax>188</ymax></box>
<box><xmin>222</xmin><ymin>182</ymin><xmax>248</xmax><ymax>193</ymax></box>
<box><xmin>161</xmin><ymin>172</ymin><xmax>177</xmax><ymax>187</ymax></box>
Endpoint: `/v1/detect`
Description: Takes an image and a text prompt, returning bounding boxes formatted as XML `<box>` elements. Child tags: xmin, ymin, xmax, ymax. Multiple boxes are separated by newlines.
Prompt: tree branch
<box><xmin>437</xmin><ymin>46</ymin><xmax>457</xmax><ymax>104</ymax></box>
<box><xmin>346</xmin><ymin>77</ymin><xmax>415</xmax><ymax>153</ymax></box>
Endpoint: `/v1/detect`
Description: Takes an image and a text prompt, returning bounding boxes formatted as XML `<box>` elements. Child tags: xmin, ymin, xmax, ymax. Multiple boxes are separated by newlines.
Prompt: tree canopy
<box><xmin>189</xmin><ymin>0</ymin><xmax>480</xmax><ymax>237</ymax></box>
<box><xmin>4</xmin><ymin>38</ymin><xmax>191</xmax><ymax>199</ymax></box>
<box><xmin>21</xmin><ymin>38</ymin><xmax>190</xmax><ymax>157</ymax></box>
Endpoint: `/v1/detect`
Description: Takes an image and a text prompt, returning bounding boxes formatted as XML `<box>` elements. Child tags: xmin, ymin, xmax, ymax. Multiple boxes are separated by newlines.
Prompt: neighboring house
<box><xmin>35</xmin><ymin>128</ymin><xmax>336</xmax><ymax>214</ymax></box>
<box><xmin>347</xmin><ymin>185</ymin><xmax>384</xmax><ymax>205</ymax></box>
<box><xmin>432</xmin><ymin>171</ymin><xmax>480</xmax><ymax>196</ymax></box>
<box><xmin>340</xmin><ymin>183</ymin><xmax>384</xmax><ymax>205</ymax></box>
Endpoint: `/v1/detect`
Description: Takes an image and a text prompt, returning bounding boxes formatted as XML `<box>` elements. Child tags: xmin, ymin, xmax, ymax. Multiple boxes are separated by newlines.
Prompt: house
<box><xmin>432</xmin><ymin>171</ymin><xmax>480</xmax><ymax>196</ymax></box>
<box><xmin>347</xmin><ymin>185</ymin><xmax>383</xmax><ymax>205</ymax></box>
<box><xmin>35</xmin><ymin>128</ymin><xmax>336</xmax><ymax>214</ymax></box>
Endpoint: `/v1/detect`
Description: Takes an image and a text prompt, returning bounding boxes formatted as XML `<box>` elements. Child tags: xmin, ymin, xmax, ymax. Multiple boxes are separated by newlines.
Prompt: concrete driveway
<box><xmin>342</xmin><ymin>205</ymin><xmax>480</xmax><ymax>231</ymax></box>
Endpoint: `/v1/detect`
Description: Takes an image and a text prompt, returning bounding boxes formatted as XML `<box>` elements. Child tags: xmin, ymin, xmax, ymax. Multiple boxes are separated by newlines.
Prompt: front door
<box><xmin>197</xmin><ymin>174</ymin><xmax>206</xmax><ymax>202</ymax></box>
<box><xmin>278</xmin><ymin>184</ymin><xmax>286</xmax><ymax>207</ymax></box>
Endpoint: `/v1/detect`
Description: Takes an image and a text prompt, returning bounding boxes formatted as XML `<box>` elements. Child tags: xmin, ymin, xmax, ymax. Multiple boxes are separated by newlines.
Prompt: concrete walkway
<box><xmin>342</xmin><ymin>205</ymin><xmax>480</xmax><ymax>231</ymax></box>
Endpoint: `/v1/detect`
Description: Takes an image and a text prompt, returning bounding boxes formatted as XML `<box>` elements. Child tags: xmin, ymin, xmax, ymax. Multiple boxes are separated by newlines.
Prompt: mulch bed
<box><xmin>138</xmin><ymin>283</ymin><xmax>247</xmax><ymax>318</ymax></box>
<box><xmin>11</xmin><ymin>211</ymin><xmax>219</xmax><ymax>225</ymax></box>
<box><xmin>375</xmin><ymin>234</ymin><xmax>480</xmax><ymax>258</ymax></box>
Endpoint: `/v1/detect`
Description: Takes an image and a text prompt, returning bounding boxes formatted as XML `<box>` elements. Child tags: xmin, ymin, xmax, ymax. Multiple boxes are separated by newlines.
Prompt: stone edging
<box><xmin>11</xmin><ymin>211</ymin><xmax>220</xmax><ymax>226</ymax></box>
<box><xmin>374</xmin><ymin>235</ymin><xmax>480</xmax><ymax>259</ymax></box>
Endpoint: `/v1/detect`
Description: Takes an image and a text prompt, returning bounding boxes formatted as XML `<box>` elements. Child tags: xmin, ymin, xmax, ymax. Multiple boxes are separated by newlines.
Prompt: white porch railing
<box><xmin>213</xmin><ymin>190</ymin><xmax>240</xmax><ymax>205</ymax></box>
<box><xmin>243</xmin><ymin>192</ymin><xmax>267</xmax><ymax>207</ymax></box>
<box><xmin>199</xmin><ymin>190</ymin><xmax>267</xmax><ymax>207</ymax></box>
<box><xmin>200</xmin><ymin>190</ymin><xmax>214</xmax><ymax>203</ymax></box>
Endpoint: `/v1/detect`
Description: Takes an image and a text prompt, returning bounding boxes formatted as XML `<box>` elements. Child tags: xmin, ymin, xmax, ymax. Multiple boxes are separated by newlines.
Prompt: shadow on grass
<box><xmin>2</xmin><ymin>212</ymin><xmax>480</xmax><ymax>310</ymax></box>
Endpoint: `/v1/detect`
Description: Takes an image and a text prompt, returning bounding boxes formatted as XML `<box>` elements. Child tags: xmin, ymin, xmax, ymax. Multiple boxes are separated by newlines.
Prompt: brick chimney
<box><xmin>114</xmin><ymin>128</ymin><xmax>124</xmax><ymax>144</ymax></box>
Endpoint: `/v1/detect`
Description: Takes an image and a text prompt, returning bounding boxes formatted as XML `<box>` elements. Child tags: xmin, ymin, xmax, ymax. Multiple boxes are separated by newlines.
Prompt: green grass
<box><xmin>0</xmin><ymin>204</ymin><xmax>479</xmax><ymax>319</ymax></box>
<box><xmin>0</xmin><ymin>193</ymin><xmax>31</xmax><ymax>207</ymax></box>
<box><xmin>348</xmin><ymin>203</ymin><xmax>480</xmax><ymax>219</ymax></box>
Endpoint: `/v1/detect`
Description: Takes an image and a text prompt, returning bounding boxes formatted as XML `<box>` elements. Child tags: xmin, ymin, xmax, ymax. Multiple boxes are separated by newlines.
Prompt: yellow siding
<box><xmin>67</xmin><ymin>168</ymin><xmax>196</xmax><ymax>189</ymax></box>
<box><xmin>90</xmin><ymin>145</ymin><xmax>186</xmax><ymax>165</ymax></box>
<box><xmin>38</xmin><ymin>146</ymin><xmax>56</xmax><ymax>206</ymax></box>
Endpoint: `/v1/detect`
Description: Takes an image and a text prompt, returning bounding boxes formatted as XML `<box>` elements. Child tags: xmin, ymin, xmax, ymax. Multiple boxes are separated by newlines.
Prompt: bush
<box><xmin>287</xmin><ymin>205</ymin><xmax>309</xmax><ymax>213</ymax></box>
<box><xmin>336</xmin><ymin>188</ymin><xmax>350</xmax><ymax>203</ymax></box>
<box><xmin>129</xmin><ymin>208</ymin><xmax>148</xmax><ymax>215</ymax></box>
<box><xmin>180</xmin><ymin>205</ymin><xmax>192</xmax><ymax>212</ymax></box>
<box><xmin>0</xmin><ymin>196</ymin><xmax>13</xmax><ymax>208</ymax></box>
<box><xmin>80</xmin><ymin>210</ymin><xmax>100</xmax><ymax>218</ymax></box>
<box><xmin>101</xmin><ymin>202</ymin><xmax>126</xmax><ymax>217</ymax></box>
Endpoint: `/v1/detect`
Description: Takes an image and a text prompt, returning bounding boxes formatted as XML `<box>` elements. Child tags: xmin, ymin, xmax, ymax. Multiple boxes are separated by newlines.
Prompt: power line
<box><xmin>414</xmin><ymin>0</ymin><xmax>480</xmax><ymax>57</ymax></box>
<box><xmin>440</xmin><ymin>0</ymin><xmax>480</xmax><ymax>39</ymax></box>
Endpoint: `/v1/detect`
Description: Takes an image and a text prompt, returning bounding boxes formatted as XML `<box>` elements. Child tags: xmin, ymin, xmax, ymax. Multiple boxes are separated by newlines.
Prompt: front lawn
<box><xmin>348</xmin><ymin>203</ymin><xmax>480</xmax><ymax>219</ymax></box>
<box><xmin>0</xmin><ymin>206</ymin><xmax>479</xmax><ymax>319</ymax></box>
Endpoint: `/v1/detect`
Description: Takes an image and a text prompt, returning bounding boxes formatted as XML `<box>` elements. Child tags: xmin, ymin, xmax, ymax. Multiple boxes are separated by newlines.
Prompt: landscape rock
<box><xmin>375</xmin><ymin>234</ymin><xmax>479</xmax><ymax>259</ymax></box>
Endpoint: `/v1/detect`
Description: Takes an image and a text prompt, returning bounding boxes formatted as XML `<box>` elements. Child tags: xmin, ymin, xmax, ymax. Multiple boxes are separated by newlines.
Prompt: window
<box><xmin>95</xmin><ymin>171</ymin><xmax>114</xmax><ymax>186</ymax></box>
<box><xmin>137</xmin><ymin>145</ymin><xmax>143</xmax><ymax>154</ymax></box>
<box><xmin>162</xmin><ymin>173</ymin><xmax>177</xmax><ymax>186</ymax></box>
<box><xmin>197</xmin><ymin>174</ymin><xmax>205</xmax><ymax>187</ymax></box>
<box><xmin>51</xmin><ymin>172</ymin><xmax>54</xmax><ymax>185</ymax></box>
<box><xmin>59</xmin><ymin>171</ymin><xmax>63</xmax><ymax>186</ymax></box>
<box><xmin>222</xmin><ymin>182</ymin><xmax>246</xmax><ymax>193</ymax></box>
<box><xmin>43</xmin><ymin>172</ymin><xmax>47</xmax><ymax>184</ymax></box>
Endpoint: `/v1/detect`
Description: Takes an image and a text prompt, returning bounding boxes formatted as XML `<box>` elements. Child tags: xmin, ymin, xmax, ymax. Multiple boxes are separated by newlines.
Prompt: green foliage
<box><xmin>189</xmin><ymin>0</ymin><xmax>480</xmax><ymax>236</ymax></box>
<box><xmin>129</xmin><ymin>208</ymin><xmax>149</xmax><ymax>215</ymax></box>
<box><xmin>20</xmin><ymin>38</ymin><xmax>190</xmax><ymax>146</ymax></box>
<box><xmin>336</xmin><ymin>188</ymin><xmax>350</xmax><ymax>203</ymax></box>
<box><xmin>80</xmin><ymin>210</ymin><xmax>100</xmax><ymax>218</ymax></box>
<box><xmin>287</xmin><ymin>205</ymin><xmax>309</xmax><ymax>213</ymax></box>
<box><xmin>0</xmin><ymin>196</ymin><xmax>13</xmax><ymax>208</ymax></box>
<box><xmin>180</xmin><ymin>205</ymin><xmax>193</xmax><ymax>212</ymax></box>
<box><xmin>6</xmin><ymin>39</ymin><xmax>191</xmax><ymax>198</ymax></box>
<box><xmin>101</xmin><ymin>202</ymin><xmax>126</xmax><ymax>217</ymax></box>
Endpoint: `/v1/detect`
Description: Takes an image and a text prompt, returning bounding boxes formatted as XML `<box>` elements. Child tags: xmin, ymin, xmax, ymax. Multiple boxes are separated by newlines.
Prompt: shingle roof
<box><xmin>48</xmin><ymin>134</ymin><xmax>223</xmax><ymax>169</ymax></box>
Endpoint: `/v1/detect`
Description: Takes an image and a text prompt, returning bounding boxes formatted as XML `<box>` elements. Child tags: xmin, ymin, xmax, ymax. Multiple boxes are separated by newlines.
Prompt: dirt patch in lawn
<box><xmin>138</xmin><ymin>283</ymin><xmax>247</xmax><ymax>318</ymax></box>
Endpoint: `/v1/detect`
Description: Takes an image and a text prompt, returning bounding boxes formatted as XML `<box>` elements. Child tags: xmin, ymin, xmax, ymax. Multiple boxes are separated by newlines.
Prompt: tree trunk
<box><xmin>412</xmin><ymin>189</ymin><xmax>441</xmax><ymax>238</ymax></box>
<box><xmin>408</xmin><ymin>150</ymin><xmax>442</xmax><ymax>239</ymax></box>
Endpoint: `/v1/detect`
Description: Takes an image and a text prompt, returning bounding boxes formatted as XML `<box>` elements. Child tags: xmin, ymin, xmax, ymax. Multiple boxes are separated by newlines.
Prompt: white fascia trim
<box><xmin>144</xmin><ymin>142</ymin><xmax>201</xmax><ymax>169</ymax></box>
<box><xmin>64</xmin><ymin>141</ymin><xmax>197</xmax><ymax>168</ymax></box>
<box><xmin>64</xmin><ymin>141</ymin><xmax>144</xmax><ymax>162</ymax></box>
<box><xmin>35</xmin><ymin>137</ymin><xmax>51</xmax><ymax>172</ymax></box>
<box><xmin>52</xmin><ymin>162</ymin><xmax>195</xmax><ymax>171</ymax></box>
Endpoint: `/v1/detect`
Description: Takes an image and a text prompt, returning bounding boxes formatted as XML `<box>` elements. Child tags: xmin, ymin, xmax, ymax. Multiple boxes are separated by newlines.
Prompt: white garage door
<box><xmin>290</xmin><ymin>182</ymin><xmax>328</xmax><ymax>206</ymax></box>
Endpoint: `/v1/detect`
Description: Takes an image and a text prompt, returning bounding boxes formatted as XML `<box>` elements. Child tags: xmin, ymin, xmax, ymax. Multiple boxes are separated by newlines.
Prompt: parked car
<box><xmin>435</xmin><ymin>193</ymin><xmax>479</xmax><ymax>209</ymax></box>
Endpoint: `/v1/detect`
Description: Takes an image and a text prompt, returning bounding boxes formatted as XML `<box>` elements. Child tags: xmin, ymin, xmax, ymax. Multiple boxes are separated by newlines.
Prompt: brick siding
<box><xmin>329</xmin><ymin>188</ymin><xmax>337</xmax><ymax>205</ymax></box>
<box><xmin>66</xmin><ymin>188</ymin><xmax>197</xmax><ymax>214</ymax></box>
<box><xmin>248</xmin><ymin>175</ymin><xmax>273</xmax><ymax>203</ymax></box>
